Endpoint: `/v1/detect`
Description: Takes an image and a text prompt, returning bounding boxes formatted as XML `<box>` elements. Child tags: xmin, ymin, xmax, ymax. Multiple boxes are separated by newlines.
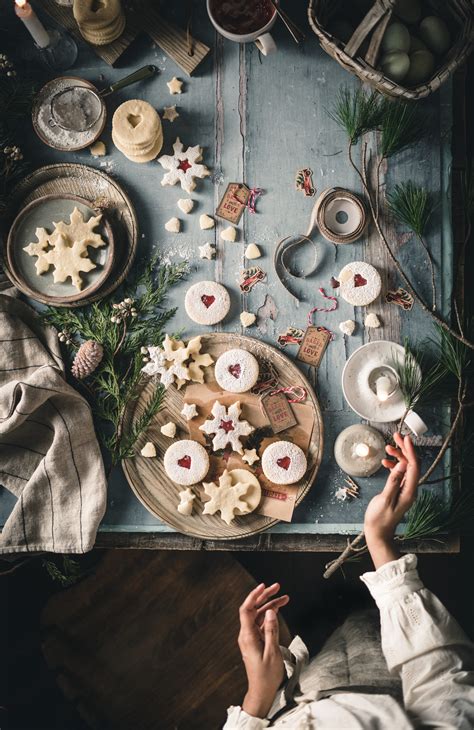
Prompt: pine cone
<box><xmin>71</xmin><ymin>340</ymin><xmax>104</xmax><ymax>380</ymax></box>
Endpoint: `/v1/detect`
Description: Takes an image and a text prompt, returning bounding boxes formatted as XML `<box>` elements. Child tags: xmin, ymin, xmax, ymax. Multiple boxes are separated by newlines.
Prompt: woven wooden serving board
<box><xmin>122</xmin><ymin>333</ymin><xmax>324</xmax><ymax>540</ymax></box>
<box><xmin>4</xmin><ymin>163</ymin><xmax>138</xmax><ymax>307</ymax></box>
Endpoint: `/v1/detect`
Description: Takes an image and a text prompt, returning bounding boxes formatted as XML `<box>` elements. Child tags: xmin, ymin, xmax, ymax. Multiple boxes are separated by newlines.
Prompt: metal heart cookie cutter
<box><xmin>274</xmin><ymin>187</ymin><xmax>368</xmax><ymax>301</ymax></box>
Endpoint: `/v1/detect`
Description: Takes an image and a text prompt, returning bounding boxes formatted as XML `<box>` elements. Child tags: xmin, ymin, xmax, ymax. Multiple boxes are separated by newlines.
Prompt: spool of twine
<box><xmin>315</xmin><ymin>187</ymin><xmax>368</xmax><ymax>244</ymax></box>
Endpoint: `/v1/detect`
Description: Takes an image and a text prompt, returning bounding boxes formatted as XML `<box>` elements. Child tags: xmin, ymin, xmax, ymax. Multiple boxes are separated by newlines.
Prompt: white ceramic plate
<box><xmin>342</xmin><ymin>340</ymin><xmax>408</xmax><ymax>423</ymax></box>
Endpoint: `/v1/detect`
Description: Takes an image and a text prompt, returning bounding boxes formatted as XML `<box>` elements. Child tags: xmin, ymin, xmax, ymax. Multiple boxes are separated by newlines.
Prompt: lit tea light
<box><xmin>354</xmin><ymin>442</ymin><xmax>370</xmax><ymax>458</ymax></box>
<box><xmin>334</xmin><ymin>424</ymin><xmax>385</xmax><ymax>478</ymax></box>
<box><xmin>15</xmin><ymin>0</ymin><xmax>50</xmax><ymax>48</ymax></box>
<box><xmin>375</xmin><ymin>375</ymin><xmax>393</xmax><ymax>402</ymax></box>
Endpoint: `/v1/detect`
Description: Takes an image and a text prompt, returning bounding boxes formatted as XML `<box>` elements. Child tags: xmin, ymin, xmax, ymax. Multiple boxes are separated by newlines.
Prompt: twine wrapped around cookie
<box><xmin>71</xmin><ymin>340</ymin><xmax>104</xmax><ymax>379</ymax></box>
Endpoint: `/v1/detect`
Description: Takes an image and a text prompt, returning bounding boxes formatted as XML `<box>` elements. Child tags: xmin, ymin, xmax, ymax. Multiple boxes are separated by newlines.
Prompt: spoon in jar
<box><xmin>270</xmin><ymin>1</ymin><xmax>305</xmax><ymax>44</ymax></box>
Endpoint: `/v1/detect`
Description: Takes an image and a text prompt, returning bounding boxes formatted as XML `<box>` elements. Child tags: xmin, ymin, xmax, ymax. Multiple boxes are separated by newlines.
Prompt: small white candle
<box><xmin>15</xmin><ymin>0</ymin><xmax>50</xmax><ymax>48</ymax></box>
<box><xmin>354</xmin><ymin>442</ymin><xmax>370</xmax><ymax>458</ymax></box>
<box><xmin>375</xmin><ymin>375</ymin><xmax>392</xmax><ymax>402</ymax></box>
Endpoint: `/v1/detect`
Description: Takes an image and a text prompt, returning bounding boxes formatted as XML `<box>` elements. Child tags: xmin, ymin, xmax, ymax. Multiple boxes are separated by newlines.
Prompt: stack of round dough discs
<box><xmin>73</xmin><ymin>0</ymin><xmax>125</xmax><ymax>46</ymax></box>
<box><xmin>112</xmin><ymin>100</ymin><xmax>163</xmax><ymax>163</ymax></box>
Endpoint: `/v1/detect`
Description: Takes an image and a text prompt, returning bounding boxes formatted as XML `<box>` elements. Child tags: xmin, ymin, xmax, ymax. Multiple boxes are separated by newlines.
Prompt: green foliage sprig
<box><xmin>378</xmin><ymin>98</ymin><xmax>426</xmax><ymax>158</ymax></box>
<box><xmin>41</xmin><ymin>256</ymin><xmax>188</xmax><ymax>466</ymax></box>
<box><xmin>391</xmin><ymin>338</ymin><xmax>446</xmax><ymax>417</ymax></box>
<box><xmin>404</xmin><ymin>489</ymin><xmax>474</xmax><ymax>540</ymax></box>
<box><xmin>387</xmin><ymin>181</ymin><xmax>433</xmax><ymax>237</ymax></box>
<box><xmin>387</xmin><ymin>181</ymin><xmax>436</xmax><ymax>309</ymax></box>
<box><xmin>328</xmin><ymin>86</ymin><xmax>382</xmax><ymax>144</ymax></box>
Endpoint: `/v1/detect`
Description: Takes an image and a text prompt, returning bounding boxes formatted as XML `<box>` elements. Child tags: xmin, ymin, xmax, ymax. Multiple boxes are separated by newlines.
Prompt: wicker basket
<box><xmin>308</xmin><ymin>0</ymin><xmax>474</xmax><ymax>100</ymax></box>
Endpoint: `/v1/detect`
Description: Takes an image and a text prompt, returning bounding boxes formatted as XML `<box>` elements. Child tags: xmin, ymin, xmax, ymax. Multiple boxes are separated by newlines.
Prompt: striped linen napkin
<box><xmin>0</xmin><ymin>290</ymin><xmax>106</xmax><ymax>554</ymax></box>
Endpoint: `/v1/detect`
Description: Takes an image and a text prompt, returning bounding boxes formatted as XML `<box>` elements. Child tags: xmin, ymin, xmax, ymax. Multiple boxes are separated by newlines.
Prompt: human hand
<box><xmin>364</xmin><ymin>433</ymin><xmax>420</xmax><ymax>568</ymax></box>
<box><xmin>238</xmin><ymin>582</ymin><xmax>289</xmax><ymax>719</ymax></box>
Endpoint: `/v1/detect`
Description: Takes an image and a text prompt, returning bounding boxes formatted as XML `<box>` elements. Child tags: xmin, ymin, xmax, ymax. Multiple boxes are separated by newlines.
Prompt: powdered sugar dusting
<box><xmin>214</xmin><ymin>348</ymin><xmax>259</xmax><ymax>393</ymax></box>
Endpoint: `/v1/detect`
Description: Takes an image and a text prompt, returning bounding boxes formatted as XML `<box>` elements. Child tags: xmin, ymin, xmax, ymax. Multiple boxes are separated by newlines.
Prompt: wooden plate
<box><xmin>122</xmin><ymin>333</ymin><xmax>324</xmax><ymax>540</ymax></box>
<box><xmin>3</xmin><ymin>163</ymin><xmax>138</xmax><ymax>307</ymax></box>
<box><xmin>7</xmin><ymin>194</ymin><xmax>115</xmax><ymax>305</ymax></box>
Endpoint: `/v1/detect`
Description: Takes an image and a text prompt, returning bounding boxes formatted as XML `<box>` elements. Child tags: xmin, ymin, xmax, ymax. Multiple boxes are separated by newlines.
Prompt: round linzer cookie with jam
<box><xmin>214</xmin><ymin>348</ymin><xmax>259</xmax><ymax>394</ymax></box>
<box><xmin>184</xmin><ymin>281</ymin><xmax>231</xmax><ymax>325</ymax></box>
<box><xmin>261</xmin><ymin>441</ymin><xmax>307</xmax><ymax>485</ymax></box>
<box><xmin>338</xmin><ymin>261</ymin><xmax>382</xmax><ymax>307</ymax></box>
<box><xmin>163</xmin><ymin>439</ymin><xmax>210</xmax><ymax>486</ymax></box>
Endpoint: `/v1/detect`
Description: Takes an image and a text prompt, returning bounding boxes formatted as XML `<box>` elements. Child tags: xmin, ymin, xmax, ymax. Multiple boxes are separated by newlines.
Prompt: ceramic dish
<box><xmin>4</xmin><ymin>163</ymin><xmax>138</xmax><ymax>308</ymax></box>
<box><xmin>7</xmin><ymin>194</ymin><xmax>115</xmax><ymax>305</ymax></box>
<box><xmin>342</xmin><ymin>340</ymin><xmax>409</xmax><ymax>423</ymax></box>
<box><xmin>32</xmin><ymin>77</ymin><xmax>106</xmax><ymax>152</ymax></box>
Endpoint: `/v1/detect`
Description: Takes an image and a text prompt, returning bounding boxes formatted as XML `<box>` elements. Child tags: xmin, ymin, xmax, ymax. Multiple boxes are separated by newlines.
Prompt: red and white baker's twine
<box><xmin>233</xmin><ymin>187</ymin><xmax>264</xmax><ymax>214</ymax></box>
<box><xmin>269</xmin><ymin>385</ymin><xmax>307</xmax><ymax>403</ymax></box>
<box><xmin>308</xmin><ymin>288</ymin><xmax>337</xmax><ymax>339</ymax></box>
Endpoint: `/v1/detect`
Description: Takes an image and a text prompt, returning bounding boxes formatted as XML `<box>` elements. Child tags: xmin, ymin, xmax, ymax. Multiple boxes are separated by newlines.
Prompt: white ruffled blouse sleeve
<box><xmin>223</xmin><ymin>636</ymin><xmax>308</xmax><ymax>729</ymax></box>
<box><xmin>361</xmin><ymin>553</ymin><xmax>474</xmax><ymax>728</ymax></box>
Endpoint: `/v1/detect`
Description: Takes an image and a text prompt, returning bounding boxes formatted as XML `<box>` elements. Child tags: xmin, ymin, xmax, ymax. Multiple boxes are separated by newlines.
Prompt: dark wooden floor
<box><xmin>3</xmin><ymin>539</ymin><xmax>474</xmax><ymax>729</ymax></box>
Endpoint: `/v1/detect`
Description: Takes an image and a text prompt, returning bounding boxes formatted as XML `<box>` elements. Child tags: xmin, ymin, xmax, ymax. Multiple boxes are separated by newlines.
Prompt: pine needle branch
<box><xmin>378</xmin><ymin>98</ymin><xmax>426</xmax><ymax>158</ymax></box>
<box><xmin>41</xmin><ymin>258</ymin><xmax>188</xmax><ymax>465</ymax></box>
<box><xmin>327</xmin><ymin>86</ymin><xmax>383</xmax><ymax>144</ymax></box>
<box><xmin>387</xmin><ymin>181</ymin><xmax>437</xmax><ymax>310</ymax></box>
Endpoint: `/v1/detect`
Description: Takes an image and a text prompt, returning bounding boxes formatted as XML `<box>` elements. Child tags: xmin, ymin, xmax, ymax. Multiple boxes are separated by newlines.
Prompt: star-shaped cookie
<box><xmin>158</xmin><ymin>137</ymin><xmax>210</xmax><ymax>194</ymax></box>
<box><xmin>162</xmin><ymin>105</ymin><xmax>179</xmax><ymax>122</ymax></box>
<box><xmin>242</xmin><ymin>448</ymin><xmax>259</xmax><ymax>466</ymax></box>
<box><xmin>199</xmin><ymin>242</ymin><xmax>215</xmax><ymax>260</ymax></box>
<box><xmin>181</xmin><ymin>402</ymin><xmax>198</xmax><ymax>421</ymax></box>
<box><xmin>202</xmin><ymin>469</ymin><xmax>251</xmax><ymax>525</ymax></box>
<box><xmin>199</xmin><ymin>401</ymin><xmax>254</xmax><ymax>455</ymax></box>
<box><xmin>167</xmin><ymin>77</ymin><xmax>183</xmax><ymax>95</ymax></box>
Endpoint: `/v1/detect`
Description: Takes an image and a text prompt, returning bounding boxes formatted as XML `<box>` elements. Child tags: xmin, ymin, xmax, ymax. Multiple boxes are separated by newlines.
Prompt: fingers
<box><xmin>382</xmin><ymin>460</ymin><xmax>407</xmax><ymax>501</ymax></box>
<box><xmin>256</xmin><ymin>595</ymin><xmax>289</xmax><ymax>625</ymax></box>
<box><xmin>403</xmin><ymin>434</ymin><xmax>419</xmax><ymax>469</ymax></box>
<box><xmin>239</xmin><ymin>583</ymin><xmax>283</xmax><ymax>630</ymax></box>
<box><xmin>263</xmin><ymin>609</ymin><xmax>280</xmax><ymax>659</ymax></box>
<box><xmin>255</xmin><ymin>583</ymin><xmax>281</xmax><ymax>609</ymax></box>
<box><xmin>239</xmin><ymin>583</ymin><xmax>266</xmax><ymax>630</ymax></box>
<box><xmin>398</xmin><ymin>436</ymin><xmax>420</xmax><ymax>506</ymax></box>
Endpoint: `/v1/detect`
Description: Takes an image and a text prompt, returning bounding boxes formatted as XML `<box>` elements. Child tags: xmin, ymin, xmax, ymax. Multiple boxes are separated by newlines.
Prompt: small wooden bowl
<box><xmin>6</xmin><ymin>193</ymin><xmax>115</xmax><ymax>305</ymax></box>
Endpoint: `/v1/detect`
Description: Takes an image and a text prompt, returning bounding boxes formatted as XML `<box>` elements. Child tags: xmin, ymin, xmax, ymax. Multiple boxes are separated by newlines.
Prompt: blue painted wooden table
<box><xmin>1</xmin><ymin>2</ymin><xmax>458</xmax><ymax>550</ymax></box>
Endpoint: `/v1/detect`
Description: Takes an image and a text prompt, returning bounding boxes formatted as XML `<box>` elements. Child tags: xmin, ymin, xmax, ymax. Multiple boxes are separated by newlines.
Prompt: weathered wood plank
<box><xmin>0</xmin><ymin>1</ymin><xmax>461</xmax><ymax>551</ymax></box>
<box><xmin>94</xmin><ymin>531</ymin><xmax>460</xmax><ymax>553</ymax></box>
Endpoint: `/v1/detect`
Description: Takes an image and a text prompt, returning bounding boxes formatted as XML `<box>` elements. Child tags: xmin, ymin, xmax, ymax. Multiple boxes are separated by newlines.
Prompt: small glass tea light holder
<box><xmin>15</xmin><ymin>0</ymin><xmax>77</xmax><ymax>71</ymax></box>
<box><xmin>334</xmin><ymin>424</ymin><xmax>386</xmax><ymax>478</ymax></box>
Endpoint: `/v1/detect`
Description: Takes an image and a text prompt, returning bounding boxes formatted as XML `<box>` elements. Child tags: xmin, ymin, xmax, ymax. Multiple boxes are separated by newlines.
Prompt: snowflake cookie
<box><xmin>158</xmin><ymin>137</ymin><xmax>210</xmax><ymax>194</ymax></box>
<box><xmin>202</xmin><ymin>469</ymin><xmax>252</xmax><ymax>525</ymax></box>
<box><xmin>163</xmin><ymin>439</ymin><xmax>209</xmax><ymax>486</ymax></box>
<box><xmin>141</xmin><ymin>334</ymin><xmax>214</xmax><ymax>389</ymax></box>
<box><xmin>227</xmin><ymin>468</ymin><xmax>262</xmax><ymax>513</ymax></box>
<box><xmin>142</xmin><ymin>340</ymin><xmax>191</xmax><ymax>389</ymax></box>
<box><xmin>199</xmin><ymin>401</ymin><xmax>254</xmax><ymax>455</ymax></box>
<box><xmin>261</xmin><ymin>441</ymin><xmax>307</xmax><ymax>485</ymax></box>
